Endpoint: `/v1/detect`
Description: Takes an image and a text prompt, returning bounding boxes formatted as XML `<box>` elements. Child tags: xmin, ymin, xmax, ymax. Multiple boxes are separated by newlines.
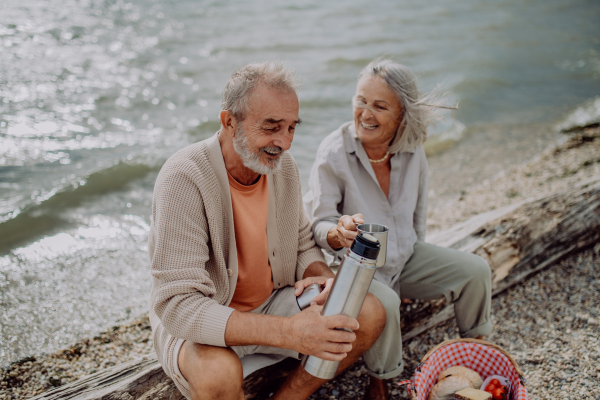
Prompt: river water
<box><xmin>1</xmin><ymin>0</ymin><xmax>599</xmax><ymax>366</ymax></box>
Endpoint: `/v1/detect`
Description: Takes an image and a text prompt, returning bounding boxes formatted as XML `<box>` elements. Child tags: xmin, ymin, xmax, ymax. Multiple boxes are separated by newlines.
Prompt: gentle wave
<box><xmin>424</xmin><ymin>120</ymin><xmax>467</xmax><ymax>156</ymax></box>
<box><xmin>0</xmin><ymin>162</ymin><xmax>158</xmax><ymax>253</ymax></box>
<box><xmin>556</xmin><ymin>97</ymin><xmax>600</xmax><ymax>132</ymax></box>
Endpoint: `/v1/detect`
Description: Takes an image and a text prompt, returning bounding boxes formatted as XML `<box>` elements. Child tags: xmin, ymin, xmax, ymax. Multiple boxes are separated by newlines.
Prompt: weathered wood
<box><xmin>401</xmin><ymin>176</ymin><xmax>600</xmax><ymax>340</ymax></box>
<box><xmin>33</xmin><ymin>176</ymin><xmax>600</xmax><ymax>399</ymax></box>
<box><xmin>30</xmin><ymin>354</ymin><xmax>183</xmax><ymax>400</ymax></box>
<box><xmin>31</xmin><ymin>354</ymin><xmax>297</xmax><ymax>400</ymax></box>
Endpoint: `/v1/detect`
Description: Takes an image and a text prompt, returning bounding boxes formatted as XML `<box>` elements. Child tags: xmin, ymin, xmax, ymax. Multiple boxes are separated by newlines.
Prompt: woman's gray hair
<box><xmin>357</xmin><ymin>59</ymin><xmax>447</xmax><ymax>153</ymax></box>
<box><xmin>221</xmin><ymin>61</ymin><xmax>300</xmax><ymax>122</ymax></box>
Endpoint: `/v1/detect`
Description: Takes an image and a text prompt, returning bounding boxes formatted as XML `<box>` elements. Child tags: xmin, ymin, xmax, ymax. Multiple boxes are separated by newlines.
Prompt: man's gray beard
<box><xmin>232</xmin><ymin>125</ymin><xmax>283</xmax><ymax>175</ymax></box>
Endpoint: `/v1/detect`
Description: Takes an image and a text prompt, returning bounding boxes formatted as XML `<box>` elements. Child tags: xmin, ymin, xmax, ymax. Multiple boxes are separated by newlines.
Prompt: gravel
<box><xmin>1</xmin><ymin>127</ymin><xmax>599</xmax><ymax>400</ymax></box>
<box><xmin>308</xmin><ymin>244</ymin><xmax>600</xmax><ymax>400</ymax></box>
<box><xmin>427</xmin><ymin>126</ymin><xmax>600</xmax><ymax>232</ymax></box>
<box><xmin>0</xmin><ymin>316</ymin><xmax>153</xmax><ymax>399</ymax></box>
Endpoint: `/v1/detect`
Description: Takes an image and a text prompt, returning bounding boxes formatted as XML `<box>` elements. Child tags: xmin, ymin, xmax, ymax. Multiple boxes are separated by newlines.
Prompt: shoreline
<box><xmin>1</xmin><ymin>125</ymin><xmax>599</xmax><ymax>400</ymax></box>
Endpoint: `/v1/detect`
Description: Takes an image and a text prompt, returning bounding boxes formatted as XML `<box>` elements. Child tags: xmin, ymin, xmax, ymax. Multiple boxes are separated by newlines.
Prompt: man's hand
<box><xmin>294</xmin><ymin>276</ymin><xmax>334</xmax><ymax>306</ymax></box>
<box><xmin>327</xmin><ymin>214</ymin><xmax>364</xmax><ymax>249</ymax></box>
<box><xmin>283</xmin><ymin>304</ymin><xmax>359</xmax><ymax>361</ymax></box>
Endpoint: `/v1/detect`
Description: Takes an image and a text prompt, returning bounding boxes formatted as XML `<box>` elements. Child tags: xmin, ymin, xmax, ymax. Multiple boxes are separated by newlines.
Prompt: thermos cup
<box><xmin>356</xmin><ymin>223</ymin><xmax>388</xmax><ymax>268</ymax></box>
<box><xmin>301</xmin><ymin>232</ymin><xmax>380</xmax><ymax>379</ymax></box>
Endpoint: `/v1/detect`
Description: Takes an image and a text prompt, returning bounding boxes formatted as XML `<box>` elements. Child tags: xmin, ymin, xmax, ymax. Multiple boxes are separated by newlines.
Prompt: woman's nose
<box><xmin>361</xmin><ymin>106</ymin><xmax>376</xmax><ymax>119</ymax></box>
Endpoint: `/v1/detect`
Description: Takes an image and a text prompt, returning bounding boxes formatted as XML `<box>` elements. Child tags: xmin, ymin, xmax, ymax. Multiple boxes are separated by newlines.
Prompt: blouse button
<box><xmin>227</xmin><ymin>268</ymin><xmax>233</xmax><ymax>277</ymax></box>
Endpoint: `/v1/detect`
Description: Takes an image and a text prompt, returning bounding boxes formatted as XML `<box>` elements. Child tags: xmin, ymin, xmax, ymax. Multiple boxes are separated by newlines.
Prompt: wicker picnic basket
<box><xmin>398</xmin><ymin>339</ymin><xmax>528</xmax><ymax>400</ymax></box>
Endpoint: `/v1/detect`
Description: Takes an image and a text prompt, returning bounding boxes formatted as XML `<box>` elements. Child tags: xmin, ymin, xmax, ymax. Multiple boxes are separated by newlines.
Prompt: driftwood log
<box><xmin>32</xmin><ymin>176</ymin><xmax>600</xmax><ymax>400</ymax></box>
<box><xmin>401</xmin><ymin>176</ymin><xmax>600</xmax><ymax>341</ymax></box>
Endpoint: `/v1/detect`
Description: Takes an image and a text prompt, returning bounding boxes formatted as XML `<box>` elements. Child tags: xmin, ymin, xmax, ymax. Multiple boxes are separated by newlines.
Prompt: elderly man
<box><xmin>149</xmin><ymin>61</ymin><xmax>400</xmax><ymax>400</ymax></box>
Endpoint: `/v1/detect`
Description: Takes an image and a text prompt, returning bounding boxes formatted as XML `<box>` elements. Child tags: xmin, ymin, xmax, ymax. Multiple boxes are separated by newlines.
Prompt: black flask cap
<box><xmin>350</xmin><ymin>233</ymin><xmax>380</xmax><ymax>260</ymax></box>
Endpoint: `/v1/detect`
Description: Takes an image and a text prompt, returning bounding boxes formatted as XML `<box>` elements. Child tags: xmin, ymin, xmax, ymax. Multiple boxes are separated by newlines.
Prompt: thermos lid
<box><xmin>350</xmin><ymin>233</ymin><xmax>380</xmax><ymax>260</ymax></box>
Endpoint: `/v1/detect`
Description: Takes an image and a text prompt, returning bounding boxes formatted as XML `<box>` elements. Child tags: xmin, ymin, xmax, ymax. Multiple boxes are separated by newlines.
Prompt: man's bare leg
<box><xmin>178</xmin><ymin>340</ymin><xmax>245</xmax><ymax>400</ymax></box>
<box><xmin>365</xmin><ymin>377</ymin><xmax>391</xmax><ymax>400</ymax></box>
<box><xmin>273</xmin><ymin>293</ymin><xmax>387</xmax><ymax>400</ymax></box>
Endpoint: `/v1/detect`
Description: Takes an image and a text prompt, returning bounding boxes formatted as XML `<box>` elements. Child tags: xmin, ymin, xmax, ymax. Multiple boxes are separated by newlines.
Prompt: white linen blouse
<box><xmin>303</xmin><ymin>122</ymin><xmax>428</xmax><ymax>287</ymax></box>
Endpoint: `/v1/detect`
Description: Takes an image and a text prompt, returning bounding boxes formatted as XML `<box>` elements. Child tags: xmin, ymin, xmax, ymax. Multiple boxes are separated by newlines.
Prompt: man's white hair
<box><xmin>221</xmin><ymin>61</ymin><xmax>300</xmax><ymax>122</ymax></box>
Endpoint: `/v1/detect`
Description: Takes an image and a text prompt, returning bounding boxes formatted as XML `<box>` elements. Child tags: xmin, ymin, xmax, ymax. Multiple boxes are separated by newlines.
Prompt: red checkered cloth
<box><xmin>398</xmin><ymin>340</ymin><xmax>528</xmax><ymax>400</ymax></box>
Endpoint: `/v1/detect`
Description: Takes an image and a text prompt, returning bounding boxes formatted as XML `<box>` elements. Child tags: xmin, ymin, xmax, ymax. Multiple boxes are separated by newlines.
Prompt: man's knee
<box><xmin>357</xmin><ymin>293</ymin><xmax>387</xmax><ymax>339</ymax></box>
<box><xmin>180</xmin><ymin>342</ymin><xmax>243</xmax><ymax>399</ymax></box>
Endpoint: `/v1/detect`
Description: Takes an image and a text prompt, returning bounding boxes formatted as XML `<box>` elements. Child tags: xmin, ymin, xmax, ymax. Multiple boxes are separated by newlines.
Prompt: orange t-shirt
<box><xmin>227</xmin><ymin>172</ymin><xmax>274</xmax><ymax>311</ymax></box>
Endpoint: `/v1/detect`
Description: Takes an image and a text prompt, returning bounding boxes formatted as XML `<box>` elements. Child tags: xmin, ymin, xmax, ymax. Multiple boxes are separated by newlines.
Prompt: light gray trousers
<box><xmin>364</xmin><ymin>241</ymin><xmax>493</xmax><ymax>379</ymax></box>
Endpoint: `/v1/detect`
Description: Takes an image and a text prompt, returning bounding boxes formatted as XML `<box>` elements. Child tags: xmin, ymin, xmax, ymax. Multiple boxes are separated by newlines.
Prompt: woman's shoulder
<box><xmin>396</xmin><ymin>144</ymin><xmax>426</xmax><ymax>160</ymax></box>
<box><xmin>316</xmin><ymin>121</ymin><xmax>354</xmax><ymax>159</ymax></box>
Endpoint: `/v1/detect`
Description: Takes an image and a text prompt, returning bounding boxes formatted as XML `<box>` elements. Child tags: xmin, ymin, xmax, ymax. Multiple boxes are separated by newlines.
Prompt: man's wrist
<box><xmin>278</xmin><ymin>315</ymin><xmax>292</xmax><ymax>349</ymax></box>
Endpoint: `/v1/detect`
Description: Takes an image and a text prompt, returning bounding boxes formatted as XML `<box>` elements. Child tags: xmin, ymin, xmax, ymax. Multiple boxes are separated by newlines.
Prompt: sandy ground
<box><xmin>1</xmin><ymin>126</ymin><xmax>599</xmax><ymax>400</ymax></box>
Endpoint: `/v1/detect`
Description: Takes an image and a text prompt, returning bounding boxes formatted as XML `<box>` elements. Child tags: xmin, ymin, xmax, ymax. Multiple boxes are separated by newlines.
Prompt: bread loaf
<box><xmin>428</xmin><ymin>375</ymin><xmax>472</xmax><ymax>400</ymax></box>
<box><xmin>438</xmin><ymin>366</ymin><xmax>483</xmax><ymax>389</ymax></box>
<box><xmin>454</xmin><ymin>388</ymin><xmax>492</xmax><ymax>400</ymax></box>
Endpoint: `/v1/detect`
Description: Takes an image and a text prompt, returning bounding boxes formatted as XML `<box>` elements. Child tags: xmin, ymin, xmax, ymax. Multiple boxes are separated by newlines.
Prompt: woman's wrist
<box><xmin>327</xmin><ymin>226</ymin><xmax>343</xmax><ymax>251</ymax></box>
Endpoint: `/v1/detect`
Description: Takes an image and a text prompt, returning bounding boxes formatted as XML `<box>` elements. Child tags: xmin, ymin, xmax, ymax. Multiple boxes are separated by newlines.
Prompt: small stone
<box><xmin>331</xmin><ymin>389</ymin><xmax>339</xmax><ymax>396</ymax></box>
<box><xmin>49</xmin><ymin>375</ymin><xmax>62</xmax><ymax>387</ymax></box>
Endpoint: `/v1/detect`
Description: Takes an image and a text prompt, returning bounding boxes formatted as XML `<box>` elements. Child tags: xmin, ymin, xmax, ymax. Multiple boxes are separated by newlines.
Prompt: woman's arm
<box><xmin>304</xmin><ymin>127</ymin><xmax>367</xmax><ymax>251</ymax></box>
<box><xmin>327</xmin><ymin>214</ymin><xmax>364</xmax><ymax>249</ymax></box>
<box><xmin>304</xmin><ymin>148</ymin><xmax>345</xmax><ymax>253</ymax></box>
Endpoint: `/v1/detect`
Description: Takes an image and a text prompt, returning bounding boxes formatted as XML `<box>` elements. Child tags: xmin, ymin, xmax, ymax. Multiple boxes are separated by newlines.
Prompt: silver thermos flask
<box><xmin>300</xmin><ymin>232</ymin><xmax>380</xmax><ymax>379</ymax></box>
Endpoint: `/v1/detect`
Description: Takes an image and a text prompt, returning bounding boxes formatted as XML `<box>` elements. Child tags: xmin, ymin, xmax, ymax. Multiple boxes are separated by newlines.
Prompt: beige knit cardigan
<box><xmin>149</xmin><ymin>133</ymin><xmax>325</xmax><ymax>347</ymax></box>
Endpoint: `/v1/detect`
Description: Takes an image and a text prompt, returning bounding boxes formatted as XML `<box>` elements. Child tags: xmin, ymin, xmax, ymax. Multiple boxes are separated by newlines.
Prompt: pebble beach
<box><xmin>1</xmin><ymin>126</ymin><xmax>599</xmax><ymax>400</ymax></box>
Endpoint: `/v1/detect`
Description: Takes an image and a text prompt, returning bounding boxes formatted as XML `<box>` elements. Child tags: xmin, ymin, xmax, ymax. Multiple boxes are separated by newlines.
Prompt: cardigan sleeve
<box><xmin>150</xmin><ymin>161</ymin><xmax>234</xmax><ymax>347</ymax></box>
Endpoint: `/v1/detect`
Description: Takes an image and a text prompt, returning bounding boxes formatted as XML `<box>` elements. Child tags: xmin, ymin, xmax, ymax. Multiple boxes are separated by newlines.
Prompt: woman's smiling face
<box><xmin>353</xmin><ymin>74</ymin><xmax>403</xmax><ymax>149</ymax></box>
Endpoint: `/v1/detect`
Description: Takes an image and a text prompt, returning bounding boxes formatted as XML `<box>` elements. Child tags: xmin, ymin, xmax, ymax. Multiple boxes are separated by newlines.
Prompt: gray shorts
<box><xmin>153</xmin><ymin>286</ymin><xmax>302</xmax><ymax>400</ymax></box>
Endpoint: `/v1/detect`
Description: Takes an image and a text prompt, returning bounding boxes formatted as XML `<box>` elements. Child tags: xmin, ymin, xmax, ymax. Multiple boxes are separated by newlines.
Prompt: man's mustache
<box><xmin>260</xmin><ymin>146</ymin><xmax>283</xmax><ymax>155</ymax></box>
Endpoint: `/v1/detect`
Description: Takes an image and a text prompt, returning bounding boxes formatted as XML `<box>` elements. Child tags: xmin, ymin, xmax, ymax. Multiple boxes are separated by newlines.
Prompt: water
<box><xmin>1</xmin><ymin>0</ymin><xmax>599</xmax><ymax>366</ymax></box>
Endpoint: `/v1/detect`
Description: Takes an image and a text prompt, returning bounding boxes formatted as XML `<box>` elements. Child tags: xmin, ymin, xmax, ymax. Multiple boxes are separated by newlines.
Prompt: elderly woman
<box><xmin>304</xmin><ymin>59</ymin><xmax>492</xmax><ymax>397</ymax></box>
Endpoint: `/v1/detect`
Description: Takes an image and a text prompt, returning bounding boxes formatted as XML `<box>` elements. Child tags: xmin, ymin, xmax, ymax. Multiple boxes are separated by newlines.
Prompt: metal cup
<box><xmin>356</xmin><ymin>224</ymin><xmax>388</xmax><ymax>268</ymax></box>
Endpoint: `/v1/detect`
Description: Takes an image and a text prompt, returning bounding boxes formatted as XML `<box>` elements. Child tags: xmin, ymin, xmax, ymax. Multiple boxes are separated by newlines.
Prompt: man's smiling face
<box><xmin>233</xmin><ymin>83</ymin><xmax>300</xmax><ymax>175</ymax></box>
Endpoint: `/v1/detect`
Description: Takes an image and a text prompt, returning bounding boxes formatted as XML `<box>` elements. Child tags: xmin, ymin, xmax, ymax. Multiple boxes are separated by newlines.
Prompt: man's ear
<box><xmin>219</xmin><ymin>110</ymin><xmax>237</xmax><ymax>137</ymax></box>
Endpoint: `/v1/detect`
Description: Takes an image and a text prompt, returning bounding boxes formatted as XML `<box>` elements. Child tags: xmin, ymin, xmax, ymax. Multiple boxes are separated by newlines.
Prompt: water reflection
<box><xmin>0</xmin><ymin>214</ymin><xmax>150</xmax><ymax>364</ymax></box>
<box><xmin>1</xmin><ymin>0</ymin><xmax>599</xmax><ymax>366</ymax></box>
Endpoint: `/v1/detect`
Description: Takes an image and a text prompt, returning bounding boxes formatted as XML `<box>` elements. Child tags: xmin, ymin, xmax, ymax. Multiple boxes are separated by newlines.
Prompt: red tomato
<box><xmin>485</xmin><ymin>384</ymin><xmax>496</xmax><ymax>392</ymax></box>
<box><xmin>490</xmin><ymin>379</ymin><xmax>501</xmax><ymax>387</ymax></box>
<box><xmin>492</xmin><ymin>387</ymin><xmax>506</xmax><ymax>400</ymax></box>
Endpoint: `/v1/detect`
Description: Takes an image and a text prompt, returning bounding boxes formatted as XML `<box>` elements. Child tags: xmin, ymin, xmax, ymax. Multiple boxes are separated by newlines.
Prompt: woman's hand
<box><xmin>326</xmin><ymin>214</ymin><xmax>364</xmax><ymax>249</ymax></box>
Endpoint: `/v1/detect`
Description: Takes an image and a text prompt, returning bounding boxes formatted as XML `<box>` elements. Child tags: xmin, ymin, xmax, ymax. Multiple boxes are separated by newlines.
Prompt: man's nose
<box><xmin>272</xmin><ymin>129</ymin><xmax>294</xmax><ymax>150</ymax></box>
